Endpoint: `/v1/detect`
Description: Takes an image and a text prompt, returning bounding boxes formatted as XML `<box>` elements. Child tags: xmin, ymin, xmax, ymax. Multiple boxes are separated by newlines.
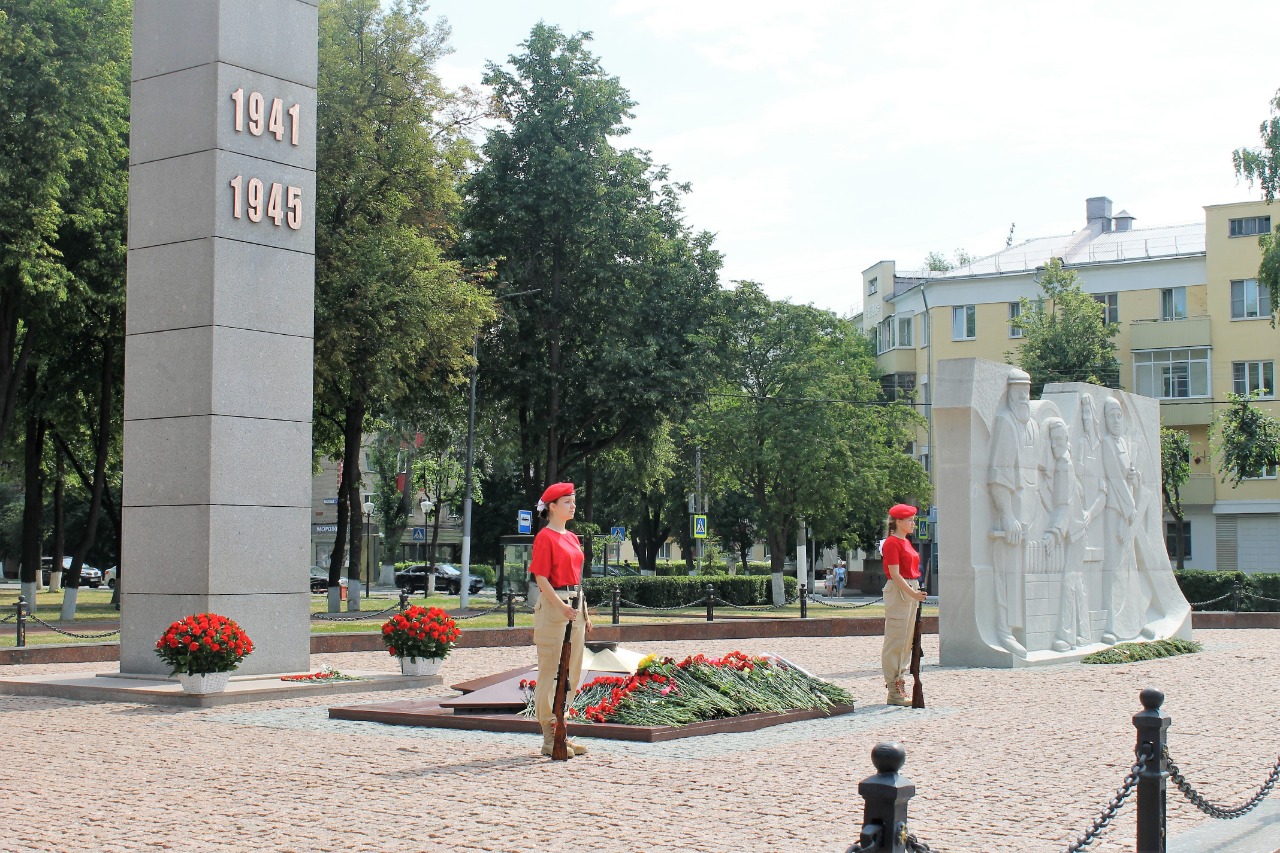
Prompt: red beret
<box><xmin>888</xmin><ymin>503</ymin><xmax>918</xmax><ymax>520</ymax></box>
<box><xmin>538</xmin><ymin>482</ymin><xmax>575</xmax><ymax>508</ymax></box>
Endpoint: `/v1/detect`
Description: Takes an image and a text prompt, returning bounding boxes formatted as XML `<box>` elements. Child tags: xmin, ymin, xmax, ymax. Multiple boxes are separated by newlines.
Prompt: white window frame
<box><xmin>952</xmin><ymin>305</ymin><xmax>977</xmax><ymax>340</ymax></box>
<box><xmin>1160</xmin><ymin>287</ymin><xmax>1187</xmax><ymax>321</ymax></box>
<box><xmin>868</xmin><ymin>276</ymin><xmax>878</xmax><ymax>295</ymax></box>
<box><xmin>1132</xmin><ymin>348</ymin><xmax>1212</xmax><ymax>400</ymax></box>
<box><xmin>1230</xmin><ymin>278</ymin><xmax>1272</xmax><ymax>320</ymax></box>
<box><xmin>1233</xmin><ymin>360</ymin><xmax>1276</xmax><ymax>398</ymax></box>
<box><xmin>1007</xmin><ymin>302</ymin><xmax>1023</xmax><ymax>338</ymax></box>
<box><xmin>1244</xmin><ymin>463</ymin><xmax>1279</xmax><ymax>480</ymax></box>
<box><xmin>1093</xmin><ymin>292</ymin><xmax>1119</xmax><ymax>325</ymax></box>
<box><xmin>1164</xmin><ymin>521</ymin><xmax>1192</xmax><ymax>559</ymax></box>
<box><xmin>1229</xmin><ymin>216</ymin><xmax>1271</xmax><ymax>238</ymax></box>
<box><xmin>876</xmin><ymin>316</ymin><xmax>896</xmax><ymax>355</ymax></box>
<box><xmin>896</xmin><ymin>313</ymin><xmax>913</xmax><ymax>348</ymax></box>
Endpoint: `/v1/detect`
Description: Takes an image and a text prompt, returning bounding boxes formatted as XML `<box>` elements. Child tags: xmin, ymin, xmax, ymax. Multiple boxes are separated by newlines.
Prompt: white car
<box><xmin>41</xmin><ymin>556</ymin><xmax>102</xmax><ymax>588</ymax></box>
<box><xmin>104</xmin><ymin>566</ymin><xmax>118</xmax><ymax>590</ymax></box>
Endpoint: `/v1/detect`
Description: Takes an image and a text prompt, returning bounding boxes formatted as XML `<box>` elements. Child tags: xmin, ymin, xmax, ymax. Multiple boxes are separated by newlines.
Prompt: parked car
<box><xmin>309</xmin><ymin>567</ymin><xmax>348</xmax><ymax>594</ymax></box>
<box><xmin>104</xmin><ymin>566</ymin><xmax>117</xmax><ymax>589</ymax></box>
<box><xmin>395</xmin><ymin>563</ymin><xmax>483</xmax><ymax>595</ymax></box>
<box><xmin>39</xmin><ymin>557</ymin><xmax>102</xmax><ymax>588</ymax></box>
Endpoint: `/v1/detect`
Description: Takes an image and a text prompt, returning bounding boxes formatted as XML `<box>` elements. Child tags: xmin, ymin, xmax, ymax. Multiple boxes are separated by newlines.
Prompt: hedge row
<box><xmin>1173</xmin><ymin>571</ymin><xmax>1280</xmax><ymax>612</ymax></box>
<box><xmin>611</xmin><ymin>560</ymin><xmax>783</xmax><ymax>577</ymax></box>
<box><xmin>583</xmin><ymin>574</ymin><xmax>799</xmax><ymax>609</ymax></box>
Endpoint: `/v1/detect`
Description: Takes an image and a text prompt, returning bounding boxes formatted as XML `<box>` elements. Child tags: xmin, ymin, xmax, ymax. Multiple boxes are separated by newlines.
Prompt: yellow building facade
<box><xmin>863</xmin><ymin>197</ymin><xmax>1279</xmax><ymax>572</ymax></box>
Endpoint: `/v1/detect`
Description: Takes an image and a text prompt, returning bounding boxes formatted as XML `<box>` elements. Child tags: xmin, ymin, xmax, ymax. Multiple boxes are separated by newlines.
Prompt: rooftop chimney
<box><xmin>1086</xmin><ymin>196</ymin><xmax>1113</xmax><ymax>233</ymax></box>
<box><xmin>1113</xmin><ymin>209</ymin><xmax>1136</xmax><ymax>232</ymax></box>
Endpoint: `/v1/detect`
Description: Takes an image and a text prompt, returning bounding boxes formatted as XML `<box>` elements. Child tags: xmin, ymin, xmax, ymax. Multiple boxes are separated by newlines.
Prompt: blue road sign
<box><xmin>692</xmin><ymin>514</ymin><xmax>707</xmax><ymax>539</ymax></box>
<box><xmin>517</xmin><ymin>510</ymin><xmax>533</xmax><ymax>534</ymax></box>
<box><xmin>411</xmin><ymin>527</ymin><xmax>426</xmax><ymax>542</ymax></box>
<box><xmin>322</xmin><ymin>498</ymin><xmax>339</xmax><ymax>505</ymax></box>
<box><xmin>610</xmin><ymin>526</ymin><xmax>626</xmax><ymax>542</ymax></box>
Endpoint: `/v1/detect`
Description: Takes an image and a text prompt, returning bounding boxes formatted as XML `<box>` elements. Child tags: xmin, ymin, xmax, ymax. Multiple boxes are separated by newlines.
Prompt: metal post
<box><xmin>853</xmin><ymin>742</ymin><xmax>914</xmax><ymax>853</ymax></box>
<box><xmin>705</xmin><ymin>583</ymin><xmax>715</xmax><ymax>622</ymax></box>
<box><xmin>800</xmin><ymin>582</ymin><xmax>808</xmax><ymax>619</ymax></box>
<box><xmin>364</xmin><ymin>508</ymin><xmax>371</xmax><ymax>600</ymax></box>
<box><xmin>1232</xmin><ymin>580</ymin><xmax>1242</xmax><ymax>613</ymax></box>
<box><xmin>459</xmin><ymin>333</ymin><xmax>478</xmax><ymax>610</ymax></box>
<box><xmin>398</xmin><ymin>589</ymin><xmax>409</xmax><ymax>612</ymax></box>
<box><xmin>506</xmin><ymin>591</ymin><xmax>516</xmax><ymax>628</ymax></box>
<box><xmin>611</xmin><ymin>586</ymin><xmax>620</xmax><ymax>625</ymax></box>
<box><xmin>1133</xmin><ymin>687</ymin><xmax>1171</xmax><ymax>853</ymax></box>
<box><xmin>15</xmin><ymin>595</ymin><xmax>26</xmax><ymax>648</ymax></box>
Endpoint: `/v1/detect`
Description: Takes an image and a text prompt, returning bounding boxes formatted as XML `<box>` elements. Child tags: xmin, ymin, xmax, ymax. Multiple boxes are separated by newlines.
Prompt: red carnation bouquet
<box><xmin>381</xmin><ymin>605</ymin><xmax>460</xmax><ymax>661</ymax></box>
<box><xmin>154</xmin><ymin>613</ymin><xmax>254</xmax><ymax>676</ymax></box>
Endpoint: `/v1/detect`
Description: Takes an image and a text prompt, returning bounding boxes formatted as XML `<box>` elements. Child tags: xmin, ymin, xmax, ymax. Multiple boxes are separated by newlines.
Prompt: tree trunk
<box><xmin>327</xmin><ymin>401</ymin><xmax>363</xmax><ymax>611</ymax></box>
<box><xmin>20</xmin><ymin>412</ymin><xmax>46</xmax><ymax>600</ymax></box>
<box><xmin>52</xmin><ymin>447</ymin><xmax>65</xmax><ymax>592</ymax></box>
<box><xmin>347</xmin><ymin>465</ymin><xmax>364</xmax><ymax>610</ymax></box>
<box><xmin>0</xmin><ymin>281</ymin><xmax>35</xmax><ymax>453</ymax></box>
<box><xmin>1173</xmin><ymin>509</ymin><xmax>1186</xmax><ymax>571</ymax></box>
<box><xmin>62</xmin><ymin>336</ymin><xmax>115</xmax><ymax>619</ymax></box>
<box><xmin>581</xmin><ymin>460</ymin><xmax>594</xmax><ymax>577</ymax></box>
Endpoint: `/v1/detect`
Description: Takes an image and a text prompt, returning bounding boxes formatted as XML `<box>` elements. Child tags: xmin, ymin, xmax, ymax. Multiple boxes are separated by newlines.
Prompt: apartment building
<box><xmin>863</xmin><ymin>197</ymin><xmax>1279</xmax><ymax>572</ymax></box>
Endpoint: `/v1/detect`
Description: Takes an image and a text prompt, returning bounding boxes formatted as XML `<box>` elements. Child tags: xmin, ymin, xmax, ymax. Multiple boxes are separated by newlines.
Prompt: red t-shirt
<box><xmin>881</xmin><ymin>535</ymin><xmax>920</xmax><ymax>580</ymax></box>
<box><xmin>529</xmin><ymin>527</ymin><xmax>584</xmax><ymax>587</ymax></box>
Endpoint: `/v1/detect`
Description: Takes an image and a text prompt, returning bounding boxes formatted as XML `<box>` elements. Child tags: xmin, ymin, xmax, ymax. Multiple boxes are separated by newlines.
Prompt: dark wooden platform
<box><xmin>328</xmin><ymin>696</ymin><xmax>857</xmax><ymax>742</ymax></box>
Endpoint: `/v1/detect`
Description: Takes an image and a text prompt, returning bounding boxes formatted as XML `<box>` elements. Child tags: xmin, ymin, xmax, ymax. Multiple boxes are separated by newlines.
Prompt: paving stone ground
<box><xmin>0</xmin><ymin>629</ymin><xmax>1276</xmax><ymax>853</ymax></box>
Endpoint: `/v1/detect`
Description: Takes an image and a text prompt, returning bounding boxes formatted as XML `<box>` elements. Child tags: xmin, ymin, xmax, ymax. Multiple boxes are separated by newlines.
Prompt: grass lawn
<box><xmin>0</xmin><ymin>587</ymin><xmax>931</xmax><ymax>648</ymax></box>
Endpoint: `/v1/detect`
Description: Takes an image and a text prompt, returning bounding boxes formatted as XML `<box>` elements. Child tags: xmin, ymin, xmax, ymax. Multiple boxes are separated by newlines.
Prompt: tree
<box><xmin>312</xmin><ymin>0</ymin><xmax>493</xmax><ymax>602</ymax></box>
<box><xmin>700</xmin><ymin>283</ymin><xmax>929</xmax><ymax>600</ymax></box>
<box><xmin>461</xmin><ymin>23</ymin><xmax>722</xmax><ymax>502</ymax></box>
<box><xmin>1010</xmin><ymin>258</ymin><xmax>1120</xmax><ymax>396</ymax></box>
<box><xmin>1211</xmin><ymin>391</ymin><xmax>1280</xmax><ymax>487</ymax></box>
<box><xmin>591</xmin><ymin>422</ymin><xmax>680</xmax><ymax>574</ymax></box>
<box><xmin>1232</xmin><ymin>87</ymin><xmax>1280</xmax><ymax>326</ymax></box>
<box><xmin>1160</xmin><ymin>427</ymin><xmax>1191</xmax><ymax>570</ymax></box>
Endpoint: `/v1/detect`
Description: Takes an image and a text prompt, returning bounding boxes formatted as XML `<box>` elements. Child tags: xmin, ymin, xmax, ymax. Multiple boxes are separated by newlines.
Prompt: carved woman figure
<box><xmin>1100</xmin><ymin>398</ymin><xmax>1143</xmax><ymax>642</ymax></box>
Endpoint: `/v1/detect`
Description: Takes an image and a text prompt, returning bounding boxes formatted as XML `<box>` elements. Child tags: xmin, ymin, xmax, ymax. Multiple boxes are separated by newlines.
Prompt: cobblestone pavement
<box><xmin>0</xmin><ymin>629</ymin><xmax>1276</xmax><ymax>852</ymax></box>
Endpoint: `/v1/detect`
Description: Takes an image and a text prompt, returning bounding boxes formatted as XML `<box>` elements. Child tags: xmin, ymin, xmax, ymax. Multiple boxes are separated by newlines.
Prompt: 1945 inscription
<box><xmin>228</xmin><ymin>88</ymin><xmax>304</xmax><ymax>230</ymax></box>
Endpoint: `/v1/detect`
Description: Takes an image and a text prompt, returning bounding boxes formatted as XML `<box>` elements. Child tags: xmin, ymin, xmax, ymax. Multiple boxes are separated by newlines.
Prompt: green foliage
<box><xmin>1232</xmin><ymin>88</ymin><xmax>1280</xmax><ymax>326</ymax></box>
<box><xmin>1173</xmin><ymin>570</ymin><xmax>1279</xmax><ymax>612</ymax></box>
<box><xmin>1160</xmin><ymin>428</ymin><xmax>1191</xmax><ymax>569</ymax></box>
<box><xmin>461</xmin><ymin>23</ymin><xmax>722</xmax><ymax>492</ymax></box>
<box><xmin>1081</xmin><ymin>638</ymin><xmax>1202</xmax><ymax>665</ymax></box>
<box><xmin>1011</xmin><ymin>258</ymin><xmax>1120</xmax><ymax>396</ymax></box>
<box><xmin>583</xmin><ymin>574</ymin><xmax>798</xmax><ymax>608</ymax></box>
<box><xmin>1210</xmin><ymin>391</ymin><xmax>1280</xmax><ymax>486</ymax></box>
<box><xmin>700</xmin><ymin>282</ymin><xmax>929</xmax><ymax>572</ymax></box>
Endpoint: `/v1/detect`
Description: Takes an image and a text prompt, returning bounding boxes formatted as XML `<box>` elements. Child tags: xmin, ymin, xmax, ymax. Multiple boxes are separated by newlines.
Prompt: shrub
<box><xmin>1173</xmin><ymin>570</ymin><xmax>1279</xmax><ymax>612</ymax></box>
<box><xmin>1082</xmin><ymin>638</ymin><xmax>1202</xmax><ymax>665</ymax></box>
<box><xmin>583</xmin><ymin>575</ymin><xmax>798</xmax><ymax>609</ymax></box>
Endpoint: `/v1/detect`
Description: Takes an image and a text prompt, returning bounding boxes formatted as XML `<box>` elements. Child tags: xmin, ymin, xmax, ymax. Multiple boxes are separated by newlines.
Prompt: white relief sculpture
<box><xmin>934</xmin><ymin>358</ymin><xmax>1192</xmax><ymax>667</ymax></box>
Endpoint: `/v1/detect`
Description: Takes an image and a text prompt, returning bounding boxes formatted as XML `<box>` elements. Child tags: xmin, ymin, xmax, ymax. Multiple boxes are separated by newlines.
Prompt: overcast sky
<box><xmin>423</xmin><ymin>0</ymin><xmax>1280</xmax><ymax>316</ymax></box>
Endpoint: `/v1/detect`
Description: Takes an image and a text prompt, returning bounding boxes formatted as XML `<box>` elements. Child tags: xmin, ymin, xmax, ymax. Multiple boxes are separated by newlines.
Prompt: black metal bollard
<box><xmin>800</xmin><ymin>583</ymin><xmax>808</xmax><ymax>618</ymax></box>
<box><xmin>848</xmin><ymin>742</ymin><xmax>914</xmax><ymax>853</ymax></box>
<box><xmin>705</xmin><ymin>584</ymin><xmax>715</xmax><ymax>622</ymax></box>
<box><xmin>506</xmin><ymin>592</ymin><xmax>516</xmax><ymax>628</ymax></box>
<box><xmin>1133</xmin><ymin>687</ymin><xmax>1171</xmax><ymax>853</ymax></box>
<box><xmin>611</xmin><ymin>586</ymin><xmax>620</xmax><ymax>626</ymax></box>
<box><xmin>398</xmin><ymin>589</ymin><xmax>409</xmax><ymax>612</ymax></box>
<box><xmin>1232</xmin><ymin>580</ymin><xmax>1242</xmax><ymax>613</ymax></box>
<box><xmin>15</xmin><ymin>594</ymin><xmax>26</xmax><ymax>648</ymax></box>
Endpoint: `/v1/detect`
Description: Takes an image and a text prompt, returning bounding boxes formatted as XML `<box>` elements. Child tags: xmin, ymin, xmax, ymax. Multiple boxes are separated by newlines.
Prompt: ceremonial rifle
<box><xmin>910</xmin><ymin>543</ymin><xmax>931</xmax><ymax>709</ymax></box>
<box><xmin>550</xmin><ymin>594</ymin><xmax>577</xmax><ymax>761</ymax></box>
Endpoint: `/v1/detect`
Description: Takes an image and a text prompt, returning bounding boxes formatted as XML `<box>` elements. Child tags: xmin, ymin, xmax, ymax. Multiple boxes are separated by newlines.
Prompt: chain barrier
<box><xmin>1241</xmin><ymin>590</ymin><xmax>1280</xmax><ymax>606</ymax></box>
<box><xmin>710</xmin><ymin>595</ymin><xmax>797</xmax><ymax>611</ymax></box>
<box><xmin>450</xmin><ymin>601</ymin><xmax>510</xmax><ymax>620</ymax></box>
<box><xmin>0</xmin><ymin>611</ymin><xmax>15</xmax><ymax>623</ymax></box>
<box><xmin>615</xmin><ymin>596</ymin><xmax>707</xmax><ymax>611</ymax></box>
<box><xmin>310</xmin><ymin>601</ymin><xmax>401</xmax><ymax>622</ymax></box>
<box><xmin>1062</xmin><ymin>745</ymin><xmax>1151</xmax><ymax>853</ymax></box>
<box><xmin>23</xmin><ymin>611</ymin><xmax>121</xmax><ymax>640</ymax></box>
<box><xmin>1185</xmin><ymin>591</ymin><xmax>1234</xmax><ymax>608</ymax></box>
<box><xmin>904</xmin><ymin>830</ymin><xmax>940</xmax><ymax>853</ymax></box>
<box><xmin>1165</xmin><ymin>747</ymin><xmax>1280</xmax><ymax>819</ymax></box>
<box><xmin>810</xmin><ymin>595</ymin><xmax>886</xmax><ymax>610</ymax></box>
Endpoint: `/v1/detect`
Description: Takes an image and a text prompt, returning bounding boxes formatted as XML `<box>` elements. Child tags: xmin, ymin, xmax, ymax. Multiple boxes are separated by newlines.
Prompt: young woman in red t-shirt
<box><xmin>881</xmin><ymin>504</ymin><xmax>928</xmax><ymax>706</ymax></box>
<box><xmin>529</xmin><ymin>482</ymin><xmax>593</xmax><ymax>757</ymax></box>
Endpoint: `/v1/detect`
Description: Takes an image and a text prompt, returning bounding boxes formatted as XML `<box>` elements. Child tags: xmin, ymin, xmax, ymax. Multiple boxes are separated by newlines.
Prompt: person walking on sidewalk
<box><xmin>530</xmin><ymin>482</ymin><xmax>593</xmax><ymax>757</ymax></box>
<box><xmin>881</xmin><ymin>504</ymin><xmax>927</xmax><ymax>707</ymax></box>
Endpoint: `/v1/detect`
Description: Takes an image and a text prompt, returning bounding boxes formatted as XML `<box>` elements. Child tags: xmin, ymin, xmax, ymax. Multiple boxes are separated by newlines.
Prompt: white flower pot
<box><xmin>400</xmin><ymin>657</ymin><xmax>442</xmax><ymax>677</ymax></box>
<box><xmin>177</xmin><ymin>671</ymin><xmax>231</xmax><ymax>695</ymax></box>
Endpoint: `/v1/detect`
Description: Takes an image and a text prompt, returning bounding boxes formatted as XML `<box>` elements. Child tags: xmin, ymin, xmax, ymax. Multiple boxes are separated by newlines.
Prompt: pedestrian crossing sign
<box><xmin>692</xmin><ymin>514</ymin><xmax>707</xmax><ymax>539</ymax></box>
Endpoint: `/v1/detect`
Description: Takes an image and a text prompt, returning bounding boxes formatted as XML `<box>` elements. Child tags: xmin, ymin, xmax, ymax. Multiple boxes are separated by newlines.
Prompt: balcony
<box><xmin>1176</xmin><ymin>473</ymin><xmax>1216</xmax><ymax>506</ymax></box>
<box><xmin>1158</xmin><ymin>400</ymin><xmax>1214</xmax><ymax>427</ymax></box>
<box><xmin>877</xmin><ymin>346</ymin><xmax>918</xmax><ymax>375</ymax></box>
<box><xmin>1128</xmin><ymin>316</ymin><xmax>1211</xmax><ymax>350</ymax></box>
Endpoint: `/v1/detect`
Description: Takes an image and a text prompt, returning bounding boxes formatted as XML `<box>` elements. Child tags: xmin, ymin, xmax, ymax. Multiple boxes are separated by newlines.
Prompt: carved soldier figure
<box><xmin>986</xmin><ymin>369</ymin><xmax>1041</xmax><ymax>655</ymax></box>
<box><xmin>1101</xmin><ymin>397</ymin><xmax>1143</xmax><ymax>642</ymax></box>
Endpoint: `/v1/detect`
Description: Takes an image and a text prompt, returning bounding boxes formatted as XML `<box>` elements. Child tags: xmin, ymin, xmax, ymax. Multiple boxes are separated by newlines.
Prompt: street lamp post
<box><xmin>362</xmin><ymin>500</ymin><xmax>375</xmax><ymax>602</ymax></box>
<box><xmin>420</xmin><ymin>497</ymin><xmax>433</xmax><ymax>596</ymax></box>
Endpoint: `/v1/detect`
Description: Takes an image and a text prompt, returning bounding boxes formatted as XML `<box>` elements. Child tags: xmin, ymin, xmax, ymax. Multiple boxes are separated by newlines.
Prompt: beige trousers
<box><xmin>533</xmin><ymin>591</ymin><xmax>587</xmax><ymax>727</ymax></box>
<box><xmin>881</xmin><ymin>579</ymin><xmax>920</xmax><ymax>690</ymax></box>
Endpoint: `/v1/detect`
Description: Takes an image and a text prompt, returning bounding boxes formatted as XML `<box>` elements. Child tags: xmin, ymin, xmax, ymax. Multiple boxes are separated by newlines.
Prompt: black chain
<box><xmin>1165</xmin><ymin>747</ymin><xmax>1280</xmax><ymax>819</ymax></box>
<box><xmin>0</xmin><ymin>611</ymin><xmax>16</xmax><ymax>623</ymax></box>
<box><xmin>617</xmin><ymin>596</ymin><xmax>708</xmax><ymax>611</ymax></box>
<box><xmin>1062</xmin><ymin>744</ymin><xmax>1150</xmax><ymax>852</ymax></box>
<box><xmin>810</xmin><ymin>595</ymin><xmax>886</xmax><ymax>610</ymax></box>
<box><xmin>310</xmin><ymin>601</ymin><xmax>401</xmax><ymax>622</ymax></box>
<box><xmin>451</xmin><ymin>602</ymin><xmax>509</xmax><ymax>620</ymax></box>
<box><xmin>904</xmin><ymin>830</ymin><xmax>940</xmax><ymax>852</ymax></box>
<box><xmin>710</xmin><ymin>595</ymin><xmax>794</xmax><ymax>612</ymax></box>
<box><xmin>1186</xmin><ymin>591</ymin><xmax>1234</xmax><ymax>608</ymax></box>
<box><xmin>1241</xmin><ymin>590</ymin><xmax>1280</xmax><ymax>605</ymax></box>
<box><xmin>23</xmin><ymin>612</ymin><xmax>120</xmax><ymax>639</ymax></box>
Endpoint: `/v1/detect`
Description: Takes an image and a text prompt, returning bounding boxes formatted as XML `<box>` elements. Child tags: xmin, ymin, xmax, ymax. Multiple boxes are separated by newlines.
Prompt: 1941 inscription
<box><xmin>228</xmin><ymin>88</ymin><xmax>304</xmax><ymax>230</ymax></box>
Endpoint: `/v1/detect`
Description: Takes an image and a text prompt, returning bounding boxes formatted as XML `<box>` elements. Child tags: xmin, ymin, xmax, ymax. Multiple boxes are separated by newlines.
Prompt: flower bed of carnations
<box><xmin>520</xmin><ymin>651</ymin><xmax>853</xmax><ymax>727</ymax></box>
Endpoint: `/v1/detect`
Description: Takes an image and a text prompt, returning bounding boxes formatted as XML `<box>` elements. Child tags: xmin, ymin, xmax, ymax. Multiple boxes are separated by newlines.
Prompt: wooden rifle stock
<box><xmin>550</xmin><ymin>594</ymin><xmax>577</xmax><ymax>760</ymax></box>
<box><xmin>909</xmin><ymin>597</ymin><xmax>925</xmax><ymax>708</ymax></box>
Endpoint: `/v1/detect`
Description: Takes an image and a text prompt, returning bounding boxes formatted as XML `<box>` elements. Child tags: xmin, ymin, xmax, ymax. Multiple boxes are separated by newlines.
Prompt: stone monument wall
<box><xmin>934</xmin><ymin>358</ymin><xmax>1192</xmax><ymax>667</ymax></box>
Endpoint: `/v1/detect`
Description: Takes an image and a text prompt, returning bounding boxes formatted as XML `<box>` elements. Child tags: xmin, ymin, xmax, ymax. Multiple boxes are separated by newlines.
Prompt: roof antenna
<box><xmin>1005</xmin><ymin>222</ymin><xmax>1016</xmax><ymax>248</ymax></box>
